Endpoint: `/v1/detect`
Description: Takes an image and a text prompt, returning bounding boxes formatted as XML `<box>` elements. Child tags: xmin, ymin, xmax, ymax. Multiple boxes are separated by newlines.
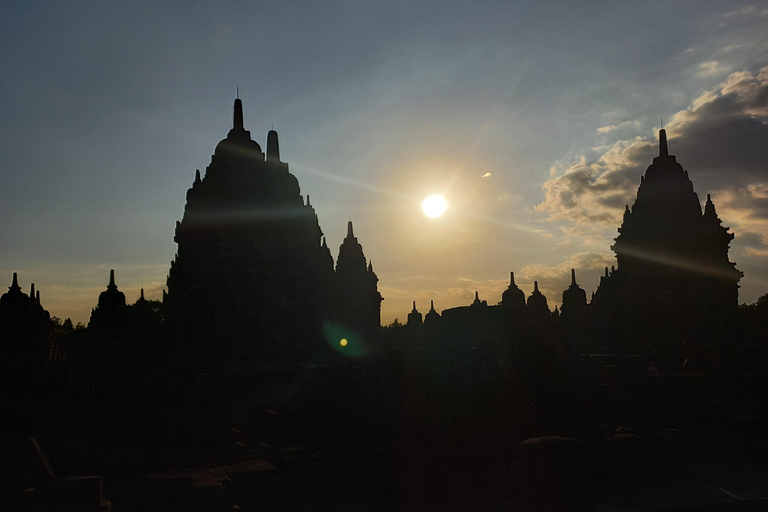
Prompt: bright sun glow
<box><xmin>339</xmin><ymin>338</ymin><xmax>348</xmax><ymax>347</ymax></box>
<box><xmin>422</xmin><ymin>195</ymin><xmax>448</xmax><ymax>218</ymax></box>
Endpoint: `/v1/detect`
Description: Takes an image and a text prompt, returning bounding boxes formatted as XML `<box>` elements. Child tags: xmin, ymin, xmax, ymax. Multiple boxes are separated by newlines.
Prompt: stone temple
<box><xmin>165</xmin><ymin>98</ymin><xmax>381</xmax><ymax>360</ymax></box>
<box><xmin>590</xmin><ymin>128</ymin><xmax>742</xmax><ymax>346</ymax></box>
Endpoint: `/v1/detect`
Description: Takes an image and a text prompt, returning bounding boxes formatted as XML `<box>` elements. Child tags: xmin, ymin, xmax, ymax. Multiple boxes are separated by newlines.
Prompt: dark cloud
<box><xmin>536</xmin><ymin>139</ymin><xmax>654</xmax><ymax>227</ymax></box>
<box><xmin>536</xmin><ymin>65</ymin><xmax>768</xmax><ymax>302</ymax></box>
<box><xmin>734</xmin><ymin>231</ymin><xmax>766</xmax><ymax>250</ymax></box>
<box><xmin>537</xmin><ymin>66</ymin><xmax>768</xmax><ymax>231</ymax></box>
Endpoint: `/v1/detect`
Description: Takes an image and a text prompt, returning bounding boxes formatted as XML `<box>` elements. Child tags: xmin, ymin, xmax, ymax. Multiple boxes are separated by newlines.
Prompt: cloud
<box><xmin>697</xmin><ymin>61</ymin><xmax>725</xmax><ymax>76</ymax></box>
<box><xmin>535</xmin><ymin>138</ymin><xmax>654</xmax><ymax>228</ymax></box>
<box><xmin>537</xmin><ymin>65</ymin><xmax>768</xmax><ymax>235</ymax></box>
<box><xmin>520</xmin><ymin>249</ymin><xmax>614</xmax><ymax>282</ymax></box>
<box><xmin>596</xmin><ymin>120</ymin><xmax>640</xmax><ymax>133</ymax></box>
<box><xmin>535</xmin><ymin>64</ymin><xmax>768</xmax><ymax>301</ymax></box>
<box><xmin>481</xmin><ymin>172</ymin><xmax>492</xmax><ymax>178</ymax></box>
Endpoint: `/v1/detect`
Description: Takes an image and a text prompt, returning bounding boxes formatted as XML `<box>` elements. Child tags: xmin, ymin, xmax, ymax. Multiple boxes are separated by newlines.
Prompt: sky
<box><xmin>1</xmin><ymin>1</ymin><xmax>767</xmax><ymax>325</ymax></box>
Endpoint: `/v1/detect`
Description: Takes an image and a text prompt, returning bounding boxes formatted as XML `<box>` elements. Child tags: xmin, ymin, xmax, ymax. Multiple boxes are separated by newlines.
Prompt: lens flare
<box><xmin>323</xmin><ymin>321</ymin><xmax>367</xmax><ymax>357</ymax></box>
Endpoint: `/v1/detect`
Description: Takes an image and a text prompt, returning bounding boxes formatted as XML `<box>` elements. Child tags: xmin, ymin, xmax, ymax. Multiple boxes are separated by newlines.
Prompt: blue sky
<box><xmin>1</xmin><ymin>1</ymin><xmax>766</xmax><ymax>324</ymax></box>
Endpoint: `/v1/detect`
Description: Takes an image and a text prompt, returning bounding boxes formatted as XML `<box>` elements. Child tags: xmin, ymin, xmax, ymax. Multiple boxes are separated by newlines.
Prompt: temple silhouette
<box><xmin>593</xmin><ymin>128</ymin><xmax>742</xmax><ymax>346</ymax></box>
<box><xmin>3</xmin><ymin>98</ymin><xmax>768</xmax><ymax>512</ymax></box>
<box><xmin>0</xmin><ymin>273</ymin><xmax>61</xmax><ymax>393</ymax></box>
<box><xmin>163</xmin><ymin>98</ymin><xmax>381</xmax><ymax>360</ymax></box>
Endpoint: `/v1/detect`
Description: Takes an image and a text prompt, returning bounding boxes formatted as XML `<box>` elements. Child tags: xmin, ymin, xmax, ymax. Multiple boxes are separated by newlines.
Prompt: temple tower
<box><xmin>560</xmin><ymin>269</ymin><xmax>587</xmax><ymax>320</ymax></box>
<box><xmin>165</xmin><ymin>98</ymin><xmax>336</xmax><ymax>359</ymax></box>
<box><xmin>407</xmin><ymin>301</ymin><xmax>423</xmax><ymax>327</ymax></box>
<box><xmin>0</xmin><ymin>273</ymin><xmax>54</xmax><ymax>391</ymax></box>
<box><xmin>527</xmin><ymin>281</ymin><xmax>551</xmax><ymax>321</ymax></box>
<box><xmin>89</xmin><ymin>269</ymin><xmax>129</xmax><ymax>336</ymax></box>
<box><xmin>335</xmin><ymin>221</ymin><xmax>383</xmax><ymax>340</ymax></box>
<box><xmin>595</xmin><ymin>129</ymin><xmax>742</xmax><ymax>344</ymax></box>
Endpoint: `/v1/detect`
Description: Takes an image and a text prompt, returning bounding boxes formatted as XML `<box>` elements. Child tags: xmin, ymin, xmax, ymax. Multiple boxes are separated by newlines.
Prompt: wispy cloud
<box><xmin>596</xmin><ymin>120</ymin><xmax>640</xmax><ymax>133</ymax></box>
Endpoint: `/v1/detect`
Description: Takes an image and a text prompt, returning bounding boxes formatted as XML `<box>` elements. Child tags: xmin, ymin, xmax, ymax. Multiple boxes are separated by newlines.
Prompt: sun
<box><xmin>422</xmin><ymin>194</ymin><xmax>448</xmax><ymax>218</ymax></box>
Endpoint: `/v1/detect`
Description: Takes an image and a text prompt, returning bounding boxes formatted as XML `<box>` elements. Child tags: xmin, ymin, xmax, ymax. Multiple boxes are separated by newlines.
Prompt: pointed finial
<box><xmin>510</xmin><ymin>271</ymin><xmax>516</xmax><ymax>286</ymax></box>
<box><xmin>430</xmin><ymin>300</ymin><xmax>435</xmax><ymax>312</ymax></box>
<box><xmin>604</xmin><ymin>267</ymin><xmax>609</xmax><ymax>277</ymax></box>
<box><xmin>474</xmin><ymin>291</ymin><xmax>480</xmax><ymax>302</ymax></box>
<box><xmin>109</xmin><ymin>269</ymin><xmax>116</xmax><ymax>289</ymax></box>
<box><xmin>195</xmin><ymin>169</ymin><xmax>201</xmax><ymax>184</ymax></box>
<box><xmin>704</xmin><ymin>193</ymin><xmax>717</xmax><ymax>216</ymax></box>
<box><xmin>368</xmin><ymin>261</ymin><xmax>373</xmax><ymax>272</ymax></box>
<box><xmin>267</xmin><ymin>128</ymin><xmax>281</xmax><ymax>163</ymax></box>
<box><xmin>36</xmin><ymin>291</ymin><xmax>40</xmax><ymax>303</ymax></box>
<box><xmin>307</xmin><ymin>195</ymin><xmax>311</xmax><ymax>206</ymax></box>
<box><xmin>659</xmin><ymin>127</ymin><xmax>669</xmax><ymax>157</ymax></box>
<box><xmin>571</xmin><ymin>269</ymin><xmax>576</xmax><ymax>286</ymax></box>
<box><xmin>534</xmin><ymin>281</ymin><xmax>540</xmax><ymax>292</ymax></box>
<box><xmin>233</xmin><ymin>98</ymin><xmax>244</xmax><ymax>132</ymax></box>
<box><xmin>412</xmin><ymin>301</ymin><xmax>417</xmax><ymax>312</ymax></box>
<box><xmin>347</xmin><ymin>220</ymin><xmax>354</xmax><ymax>238</ymax></box>
<box><xmin>322</xmin><ymin>236</ymin><xmax>328</xmax><ymax>248</ymax></box>
<box><xmin>10</xmin><ymin>272</ymin><xmax>19</xmax><ymax>290</ymax></box>
<box><xmin>30</xmin><ymin>283</ymin><xmax>35</xmax><ymax>298</ymax></box>
<box><xmin>140</xmin><ymin>288</ymin><xmax>145</xmax><ymax>300</ymax></box>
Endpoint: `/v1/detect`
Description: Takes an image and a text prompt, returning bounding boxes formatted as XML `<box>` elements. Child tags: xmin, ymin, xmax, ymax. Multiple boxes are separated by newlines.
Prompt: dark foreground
<box><xmin>4</xmin><ymin>364</ymin><xmax>768</xmax><ymax>511</ymax></box>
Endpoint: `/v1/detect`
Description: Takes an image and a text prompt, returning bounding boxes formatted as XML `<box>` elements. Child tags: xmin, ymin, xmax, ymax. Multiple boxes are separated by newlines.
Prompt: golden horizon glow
<box><xmin>422</xmin><ymin>194</ymin><xmax>448</xmax><ymax>218</ymax></box>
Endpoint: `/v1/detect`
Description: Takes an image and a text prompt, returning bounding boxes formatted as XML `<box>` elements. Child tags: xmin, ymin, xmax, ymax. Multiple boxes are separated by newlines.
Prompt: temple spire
<box><xmin>659</xmin><ymin>128</ymin><xmax>669</xmax><ymax>157</ymax></box>
<box><xmin>267</xmin><ymin>129</ymin><xmax>281</xmax><ymax>163</ymax></box>
<box><xmin>510</xmin><ymin>271</ymin><xmax>516</xmax><ymax>286</ymax></box>
<box><xmin>704</xmin><ymin>193</ymin><xmax>717</xmax><ymax>217</ymax></box>
<box><xmin>412</xmin><ymin>301</ymin><xmax>417</xmax><ymax>312</ymax></box>
<box><xmin>347</xmin><ymin>220</ymin><xmax>354</xmax><ymax>238</ymax></box>
<box><xmin>430</xmin><ymin>300</ymin><xmax>435</xmax><ymax>312</ymax></box>
<box><xmin>108</xmin><ymin>269</ymin><xmax>117</xmax><ymax>290</ymax></box>
<box><xmin>571</xmin><ymin>268</ymin><xmax>576</xmax><ymax>286</ymax></box>
<box><xmin>534</xmin><ymin>281</ymin><xmax>540</xmax><ymax>292</ymax></box>
<box><xmin>10</xmin><ymin>272</ymin><xmax>19</xmax><ymax>291</ymax></box>
<box><xmin>233</xmin><ymin>98</ymin><xmax>244</xmax><ymax>132</ymax></box>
